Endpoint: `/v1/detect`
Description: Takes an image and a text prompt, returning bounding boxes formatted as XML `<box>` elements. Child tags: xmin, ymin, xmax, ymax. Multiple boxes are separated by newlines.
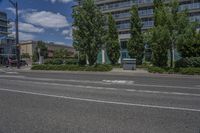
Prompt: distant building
<box><xmin>0</xmin><ymin>11</ymin><xmax>15</xmax><ymax>65</ymax></box>
<box><xmin>19</xmin><ymin>40</ymin><xmax>75</xmax><ymax>59</ymax></box>
<box><xmin>74</xmin><ymin>0</ymin><xmax>200</xmax><ymax>63</ymax></box>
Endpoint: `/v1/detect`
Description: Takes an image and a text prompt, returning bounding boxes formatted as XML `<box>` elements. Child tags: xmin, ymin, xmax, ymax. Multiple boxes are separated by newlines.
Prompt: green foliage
<box><xmin>73</xmin><ymin>0</ymin><xmax>105</xmax><ymax>66</ymax></box>
<box><xmin>148</xmin><ymin>67</ymin><xmax>166</xmax><ymax>73</ymax></box>
<box><xmin>32</xmin><ymin>41</ymin><xmax>48</xmax><ymax>62</ymax></box>
<box><xmin>106</xmin><ymin>14</ymin><xmax>120</xmax><ymax>65</ymax></box>
<box><xmin>78</xmin><ymin>52</ymin><xmax>87</xmax><ymax>65</ymax></box>
<box><xmin>44</xmin><ymin>59</ymin><xmax>63</xmax><ymax>65</ymax></box>
<box><xmin>175</xmin><ymin>57</ymin><xmax>200</xmax><ymax>68</ymax></box>
<box><xmin>21</xmin><ymin>53</ymin><xmax>30</xmax><ymax>59</ymax></box>
<box><xmin>148</xmin><ymin>0</ymin><xmax>194</xmax><ymax>68</ymax></box>
<box><xmin>64</xmin><ymin>59</ymin><xmax>78</xmax><ymax>65</ymax></box>
<box><xmin>37</xmin><ymin>41</ymin><xmax>48</xmax><ymax>57</ymax></box>
<box><xmin>149</xmin><ymin>26</ymin><xmax>169</xmax><ymax>67</ymax></box>
<box><xmin>31</xmin><ymin>64</ymin><xmax>112</xmax><ymax>72</ymax></box>
<box><xmin>179</xmin><ymin>67</ymin><xmax>200</xmax><ymax>75</ymax></box>
<box><xmin>178</xmin><ymin>29</ymin><xmax>200</xmax><ymax>58</ymax></box>
<box><xmin>44</xmin><ymin>58</ymin><xmax>78</xmax><ymax>65</ymax></box>
<box><xmin>53</xmin><ymin>49</ymin><xmax>69</xmax><ymax>59</ymax></box>
<box><xmin>148</xmin><ymin>66</ymin><xmax>200</xmax><ymax>75</ymax></box>
<box><xmin>127</xmin><ymin>5</ymin><xmax>144</xmax><ymax>65</ymax></box>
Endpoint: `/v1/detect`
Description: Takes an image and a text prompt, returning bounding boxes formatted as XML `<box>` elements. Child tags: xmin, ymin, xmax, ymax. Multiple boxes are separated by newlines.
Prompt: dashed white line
<box><xmin>125</xmin><ymin>89</ymin><xmax>200</xmax><ymax>97</ymax></box>
<box><xmin>5</xmin><ymin>72</ymin><xmax>18</xmax><ymax>74</ymax></box>
<box><xmin>102</xmin><ymin>80</ymin><xmax>134</xmax><ymax>85</ymax></box>
<box><xmin>0</xmin><ymin>88</ymin><xmax>200</xmax><ymax>112</ymax></box>
<box><xmin>0</xmin><ymin>75</ymin><xmax>24</xmax><ymax>78</ymax></box>
<box><xmin>1</xmin><ymin>79</ymin><xmax>200</xmax><ymax>97</ymax></box>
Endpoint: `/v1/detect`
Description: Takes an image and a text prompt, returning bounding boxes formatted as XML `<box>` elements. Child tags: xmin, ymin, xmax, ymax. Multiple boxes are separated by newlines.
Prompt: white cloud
<box><xmin>24</xmin><ymin>11</ymin><xmax>69</xmax><ymax>29</ymax></box>
<box><xmin>19</xmin><ymin>32</ymin><xmax>35</xmax><ymax>40</ymax></box>
<box><xmin>62</xmin><ymin>29</ymin><xmax>72</xmax><ymax>40</ymax></box>
<box><xmin>19</xmin><ymin>22</ymin><xmax>44</xmax><ymax>33</ymax></box>
<box><xmin>53</xmin><ymin>41</ymin><xmax>66</xmax><ymax>45</ymax></box>
<box><xmin>10</xmin><ymin>22</ymin><xmax>44</xmax><ymax>33</ymax></box>
<box><xmin>12</xmin><ymin>31</ymin><xmax>35</xmax><ymax>40</ymax></box>
<box><xmin>47</xmin><ymin>0</ymin><xmax>72</xmax><ymax>3</ymax></box>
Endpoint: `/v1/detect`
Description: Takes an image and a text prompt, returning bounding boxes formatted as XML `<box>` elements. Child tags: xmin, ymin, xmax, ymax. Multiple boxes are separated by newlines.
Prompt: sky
<box><xmin>0</xmin><ymin>0</ymin><xmax>74</xmax><ymax>46</ymax></box>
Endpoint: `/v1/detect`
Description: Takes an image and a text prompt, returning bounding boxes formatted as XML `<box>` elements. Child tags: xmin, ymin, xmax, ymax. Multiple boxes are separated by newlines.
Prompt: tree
<box><xmin>53</xmin><ymin>49</ymin><xmax>69</xmax><ymax>59</ymax></box>
<box><xmin>32</xmin><ymin>41</ymin><xmax>48</xmax><ymax>62</ymax></box>
<box><xmin>21</xmin><ymin>53</ymin><xmax>30</xmax><ymax>59</ymax></box>
<box><xmin>178</xmin><ymin>27</ymin><xmax>200</xmax><ymax>58</ymax></box>
<box><xmin>148</xmin><ymin>0</ymin><xmax>194</xmax><ymax>67</ymax></box>
<box><xmin>127</xmin><ymin>5</ymin><xmax>144</xmax><ymax>65</ymax></box>
<box><xmin>150</xmin><ymin>26</ymin><xmax>169</xmax><ymax>67</ymax></box>
<box><xmin>106</xmin><ymin>14</ymin><xmax>120</xmax><ymax>65</ymax></box>
<box><xmin>147</xmin><ymin>0</ymin><xmax>169</xmax><ymax>67</ymax></box>
<box><xmin>166</xmin><ymin>0</ymin><xmax>187</xmax><ymax>68</ymax></box>
<box><xmin>73</xmin><ymin>0</ymin><xmax>105</xmax><ymax>66</ymax></box>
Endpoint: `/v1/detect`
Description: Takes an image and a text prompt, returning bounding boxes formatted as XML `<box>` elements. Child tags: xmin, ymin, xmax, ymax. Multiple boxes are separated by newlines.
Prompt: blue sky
<box><xmin>0</xmin><ymin>0</ymin><xmax>74</xmax><ymax>46</ymax></box>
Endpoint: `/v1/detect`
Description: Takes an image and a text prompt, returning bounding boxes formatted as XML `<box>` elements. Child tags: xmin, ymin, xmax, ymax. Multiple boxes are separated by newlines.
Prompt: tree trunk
<box><xmin>170</xmin><ymin>47</ymin><xmax>173</xmax><ymax>68</ymax></box>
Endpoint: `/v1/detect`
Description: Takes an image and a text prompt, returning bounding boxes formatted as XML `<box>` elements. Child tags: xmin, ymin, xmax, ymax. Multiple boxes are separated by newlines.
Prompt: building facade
<box><xmin>75</xmin><ymin>0</ymin><xmax>200</xmax><ymax>63</ymax></box>
<box><xmin>0</xmin><ymin>11</ymin><xmax>15</xmax><ymax>65</ymax></box>
<box><xmin>20</xmin><ymin>40</ymin><xmax>75</xmax><ymax>60</ymax></box>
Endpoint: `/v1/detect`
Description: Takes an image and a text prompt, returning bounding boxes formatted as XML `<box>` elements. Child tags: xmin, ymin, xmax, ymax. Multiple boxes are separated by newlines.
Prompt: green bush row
<box><xmin>175</xmin><ymin>57</ymin><xmax>200</xmax><ymax>68</ymax></box>
<box><xmin>148</xmin><ymin>66</ymin><xmax>200</xmax><ymax>75</ymax></box>
<box><xmin>44</xmin><ymin>59</ymin><xmax>78</xmax><ymax>65</ymax></box>
<box><xmin>179</xmin><ymin>67</ymin><xmax>200</xmax><ymax>75</ymax></box>
<box><xmin>31</xmin><ymin>64</ymin><xmax>112</xmax><ymax>72</ymax></box>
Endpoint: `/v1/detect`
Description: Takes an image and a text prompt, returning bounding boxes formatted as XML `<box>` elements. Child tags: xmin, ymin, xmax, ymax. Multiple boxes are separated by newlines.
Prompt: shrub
<box><xmin>64</xmin><ymin>59</ymin><xmax>78</xmax><ymax>65</ymax></box>
<box><xmin>175</xmin><ymin>57</ymin><xmax>200</xmax><ymax>68</ymax></box>
<box><xmin>44</xmin><ymin>59</ymin><xmax>63</xmax><ymax>65</ymax></box>
<box><xmin>148</xmin><ymin>67</ymin><xmax>166</xmax><ymax>73</ymax></box>
<box><xmin>31</xmin><ymin>64</ymin><xmax>112</xmax><ymax>72</ymax></box>
<box><xmin>179</xmin><ymin>67</ymin><xmax>200</xmax><ymax>75</ymax></box>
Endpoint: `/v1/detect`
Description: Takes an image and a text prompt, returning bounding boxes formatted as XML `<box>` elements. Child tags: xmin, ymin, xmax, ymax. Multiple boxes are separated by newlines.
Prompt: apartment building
<box><xmin>75</xmin><ymin>0</ymin><xmax>200</xmax><ymax>63</ymax></box>
<box><xmin>0</xmin><ymin>11</ymin><xmax>15</xmax><ymax>65</ymax></box>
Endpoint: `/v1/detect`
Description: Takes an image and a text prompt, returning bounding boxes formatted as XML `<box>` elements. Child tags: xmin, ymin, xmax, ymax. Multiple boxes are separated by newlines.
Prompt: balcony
<box><xmin>0</xmin><ymin>17</ymin><xmax>7</xmax><ymax>22</ymax></box>
<box><xmin>179</xmin><ymin>3</ymin><xmax>200</xmax><ymax>11</ymax></box>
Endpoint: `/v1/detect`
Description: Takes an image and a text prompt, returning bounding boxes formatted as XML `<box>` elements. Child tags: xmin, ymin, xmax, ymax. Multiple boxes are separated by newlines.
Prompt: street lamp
<box><xmin>9</xmin><ymin>0</ymin><xmax>20</xmax><ymax>69</ymax></box>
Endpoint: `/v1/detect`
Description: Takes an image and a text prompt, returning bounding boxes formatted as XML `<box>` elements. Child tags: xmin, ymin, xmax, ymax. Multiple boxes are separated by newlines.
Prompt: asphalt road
<box><xmin>0</xmin><ymin>69</ymin><xmax>200</xmax><ymax>133</ymax></box>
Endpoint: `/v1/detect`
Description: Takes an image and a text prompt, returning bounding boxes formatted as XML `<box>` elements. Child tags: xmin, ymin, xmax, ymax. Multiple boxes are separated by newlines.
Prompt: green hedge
<box><xmin>31</xmin><ymin>64</ymin><xmax>112</xmax><ymax>72</ymax></box>
<box><xmin>148</xmin><ymin>67</ymin><xmax>166</xmax><ymax>73</ymax></box>
<box><xmin>179</xmin><ymin>67</ymin><xmax>200</xmax><ymax>75</ymax></box>
<box><xmin>44</xmin><ymin>59</ymin><xmax>63</xmax><ymax>65</ymax></box>
<box><xmin>148</xmin><ymin>66</ymin><xmax>200</xmax><ymax>75</ymax></box>
<box><xmin>175</xmin><ymin>57</ymin><xmax>200</xmax><ymax>68</ymax></box>
<box><xmin>64</xmin><ymin>59</ymin><xmax>78</xmax><ymax>65</ymax></box>
<box><xmin>44</xmin><ymin>59</ymin><xmax>79</xmax><ymax>65</ymax></box>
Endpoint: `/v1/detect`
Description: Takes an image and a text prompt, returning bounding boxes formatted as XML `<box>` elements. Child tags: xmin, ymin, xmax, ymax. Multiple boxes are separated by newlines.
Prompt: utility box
<box><xmin>122</xmin><ymin>58</ymin><xmax>136</xmax><ymax>70</ymax></box>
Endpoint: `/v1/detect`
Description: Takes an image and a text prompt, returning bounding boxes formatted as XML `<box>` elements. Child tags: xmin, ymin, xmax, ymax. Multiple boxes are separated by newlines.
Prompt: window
<box><xmin>121</xmin><ymin>41</ymin><xmax>128</xmax><ymax>49</ymax></box>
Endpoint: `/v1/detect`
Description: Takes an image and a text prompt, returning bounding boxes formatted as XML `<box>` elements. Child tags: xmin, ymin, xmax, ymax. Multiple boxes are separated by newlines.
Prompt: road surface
<box><xmin>0</xmin><ymin>69</ymin><xmax>200</xmax><ymax>133</ymax></box>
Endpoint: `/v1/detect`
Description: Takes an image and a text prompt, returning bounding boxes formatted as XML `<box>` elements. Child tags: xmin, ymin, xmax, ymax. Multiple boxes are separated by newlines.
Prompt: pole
<box><xmin>15</xmin><ymin>2</ymin><xmax>20</xmax><ymax>69</ymax></box>
<box><xmin>9</xmin><ymin>0</ymin><xmax>20</xmax><ymax>68</ymax></box>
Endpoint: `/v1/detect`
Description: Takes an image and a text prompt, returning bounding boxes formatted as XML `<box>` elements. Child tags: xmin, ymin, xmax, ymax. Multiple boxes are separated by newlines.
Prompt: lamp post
<box><xmin>9</xmin><ymin>0</ymin><xmax>20</xmax><ymax>69</ymax></box>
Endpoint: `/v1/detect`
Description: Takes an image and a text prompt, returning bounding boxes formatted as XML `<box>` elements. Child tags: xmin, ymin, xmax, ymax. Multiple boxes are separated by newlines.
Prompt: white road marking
<box><xmin>2</xmin><ymin>79</ymin><xmax>200</xmax><ymax>97</ymax></box>
<box><xmin>0</xmin><ymin>88</ymin><xmax>200</xmax><ymax>112</ymax></box>
<box><xmin>103</xmin><ymin>80</ymin><xmax>134</xmax><ymax>85</ymax></box>
<box><xmin>0</xmin><ymin>75</ymin><xmax>199</xmax><ymax>90</ymax></box>
<box><xmin>0</xmin><ymin>75</ymin><xmax>25</xmax><ymax>78</ymax></box>
<box><xmin>133</xmin><ymin>83</ymin><xmax>200</xmax><ymax>90</ymax></box>
<box><xmin>125</xmin><ymin>89</ymin><xmax>200</xmax><ymax>97</ymax></box>
<box><xmin>0</xmin><ymin>69</ymin><xmax>6</xmax><ymax>72</ymax></box>
<box><xmin>5</xmin><ymin>72</ymin><xmax>18</xmax><ymax>74</ymax></box>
